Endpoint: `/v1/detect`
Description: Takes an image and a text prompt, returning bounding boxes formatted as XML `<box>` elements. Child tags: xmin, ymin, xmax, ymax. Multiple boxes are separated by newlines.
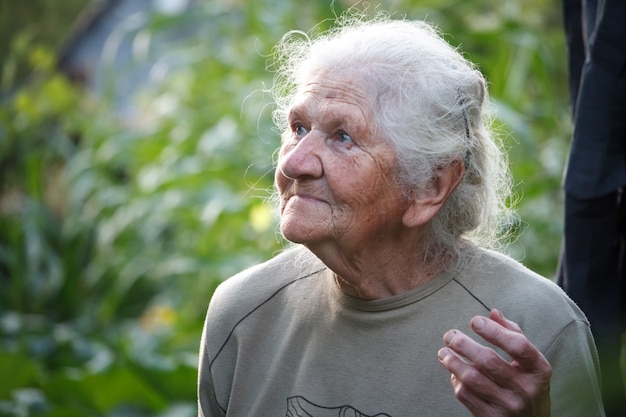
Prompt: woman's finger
<box><xmin>471</xmin><ymin>312</ymin><xmax>551</xmax><ymax>375</ymax></box>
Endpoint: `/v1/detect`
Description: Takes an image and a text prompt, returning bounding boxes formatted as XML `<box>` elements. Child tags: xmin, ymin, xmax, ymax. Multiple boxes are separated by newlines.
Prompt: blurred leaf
<box><xmin>0</xmin><ymin>352</ymin><xmax>40</xmax><ymax>399</ymax></box>
<box><xmin>44</xmin><ymin>364</ymin><xmax>167</xmax><ymax>415</ymax></box>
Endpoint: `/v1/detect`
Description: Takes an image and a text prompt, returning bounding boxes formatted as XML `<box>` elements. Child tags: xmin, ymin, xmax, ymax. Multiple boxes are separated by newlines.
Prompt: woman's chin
<box><xmin>279</xmin><ymin>219</ymin><xmax>326</xmax><ymax>245</ymax></box>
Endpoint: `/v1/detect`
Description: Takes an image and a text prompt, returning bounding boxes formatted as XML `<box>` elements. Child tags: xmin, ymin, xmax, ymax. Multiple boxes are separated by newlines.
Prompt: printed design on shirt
<box><xmin>286</xmin><ymin>396</ymin><xmax>392</xmax><ymax>417</ymax></box>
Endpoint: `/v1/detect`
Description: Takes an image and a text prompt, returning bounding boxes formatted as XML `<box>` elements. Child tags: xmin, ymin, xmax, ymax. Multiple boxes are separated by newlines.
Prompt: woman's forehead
<box><xmin>290</xmin><ymin>73</ymin><xmax>373</xmax><ymax>115</ymax></box>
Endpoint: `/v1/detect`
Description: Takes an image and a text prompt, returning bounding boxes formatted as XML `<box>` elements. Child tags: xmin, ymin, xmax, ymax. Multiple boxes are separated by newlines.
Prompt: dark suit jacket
<box><xmin>562</xmin><ymin>0</ymin><xmax>626</xmax><ymax>199</ymax></box>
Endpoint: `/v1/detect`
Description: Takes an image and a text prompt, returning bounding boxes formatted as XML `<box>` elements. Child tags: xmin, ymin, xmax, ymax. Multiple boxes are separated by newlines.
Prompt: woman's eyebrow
<box><xmin>287</xmin><ymin>102</ymin><xmax>307</xmax><ymax>119</ymax></box>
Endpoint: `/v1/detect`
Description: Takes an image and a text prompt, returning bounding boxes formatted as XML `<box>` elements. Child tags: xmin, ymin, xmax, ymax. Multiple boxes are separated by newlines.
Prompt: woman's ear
<box><xmin>402</xmin><ymin>158</ymin><xmax>465</xmax><ymax>228</ymax></box>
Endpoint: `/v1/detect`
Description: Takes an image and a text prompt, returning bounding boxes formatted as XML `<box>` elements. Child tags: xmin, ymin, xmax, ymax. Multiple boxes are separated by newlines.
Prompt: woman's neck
<box><xmin>307</xmin><ymin>238</ymin><xmax>455</xmax><ymax>300</ymax></box>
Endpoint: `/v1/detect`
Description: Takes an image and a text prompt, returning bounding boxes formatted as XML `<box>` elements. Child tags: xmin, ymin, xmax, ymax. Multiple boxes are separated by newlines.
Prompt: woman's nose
<box><xmin>277</xmin><ymin>133</ymin><xmax>324</xmax><ymax>180</ymax></box>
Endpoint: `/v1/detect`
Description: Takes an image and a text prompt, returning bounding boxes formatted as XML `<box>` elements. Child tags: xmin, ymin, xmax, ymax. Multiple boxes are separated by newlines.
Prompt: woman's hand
<box><xmin>438</xmin><ymin>309</ymin><xmax>552</xmax><ymax>416</ymax></box>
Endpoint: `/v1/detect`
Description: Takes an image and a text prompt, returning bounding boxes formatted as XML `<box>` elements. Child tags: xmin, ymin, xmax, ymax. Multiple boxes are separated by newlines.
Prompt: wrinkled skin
<box><xmin>275</xmin><ymin>73</ymin><xmax>410</xmax><ymax>257</ymax></box>
<box><xmin>438</xmin><ymin>309</ymin><xmax>552</xmax><ymax>416</ymax></box>
<box><xmin>275</xmin><ymin>70</ymin><xmax>427</xmax><ymax>299</ymax></box>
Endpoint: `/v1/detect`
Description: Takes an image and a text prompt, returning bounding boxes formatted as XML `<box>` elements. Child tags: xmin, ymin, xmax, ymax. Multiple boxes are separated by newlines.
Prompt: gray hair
<box><xmin>270</xmin><ymin>12</ymin><xmax>513</xmax><ymax>254</ymax></box>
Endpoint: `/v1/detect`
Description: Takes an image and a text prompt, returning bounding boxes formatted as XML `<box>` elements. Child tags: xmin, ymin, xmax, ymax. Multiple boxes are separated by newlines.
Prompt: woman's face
<box><xmin>275</xmin><ymin>71</ymin><xmax>413</xmax><ymax>252</ymax></box>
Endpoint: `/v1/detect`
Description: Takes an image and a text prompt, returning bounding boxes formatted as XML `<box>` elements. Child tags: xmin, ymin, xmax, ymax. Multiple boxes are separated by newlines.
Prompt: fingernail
<box><xmin>472</xmin><ymin>317</ymin><xmax>486</xmax><ymax>330</ymax></box>
<box><xmin>438</xmin><ymin>347</ymin><xmax>450</xmax><ymax>361</ymax></box>
<box><xmin>443</xmin><ymin>330</ymin><xmax>456</xmax><ymax>344</ymax></box>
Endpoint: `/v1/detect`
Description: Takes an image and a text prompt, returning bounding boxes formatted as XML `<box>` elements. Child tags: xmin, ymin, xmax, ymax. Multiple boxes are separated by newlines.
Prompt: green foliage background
<box><xmin>1</xmin><ymin>0</ymin><xmax>572</xmax><ymax>415</ymax></box>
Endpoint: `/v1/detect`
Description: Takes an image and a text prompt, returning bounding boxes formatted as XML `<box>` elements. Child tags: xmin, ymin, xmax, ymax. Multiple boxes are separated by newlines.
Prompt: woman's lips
<box><xmin>293</xmin><ymin>193</ymin><xmax>325</xmax><ymax>203</ymax></box>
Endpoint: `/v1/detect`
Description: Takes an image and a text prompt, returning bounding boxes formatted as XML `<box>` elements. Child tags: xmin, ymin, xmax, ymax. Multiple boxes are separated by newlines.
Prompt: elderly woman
<box><xmin>197</xmin><ymin>13</ymin><xmax>605</xmax><ymax>417</ymax></box>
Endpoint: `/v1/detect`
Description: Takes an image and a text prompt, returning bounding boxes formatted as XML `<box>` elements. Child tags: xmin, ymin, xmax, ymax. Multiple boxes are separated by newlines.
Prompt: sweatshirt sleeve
<box><xmin>197</xmin><ymin>283</ymin><xmax>231</xmax><ymax>417</ymax></box>
<box><xmin>545</xmin><ymin>319</ymin><xmax>605</xmax><ymax>417</ymax></box>
<box><xmin>197</xmin><ymin>310</ymin><xmax>227</xmax><ymax>417</ymax></box>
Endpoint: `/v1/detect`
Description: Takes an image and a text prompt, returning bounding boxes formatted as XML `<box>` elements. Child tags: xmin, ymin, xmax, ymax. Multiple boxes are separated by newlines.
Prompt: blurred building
<box><xmin>58</xmin><ymin>0</ymin><xmax>200</xmax><ymax>113</ymax></box>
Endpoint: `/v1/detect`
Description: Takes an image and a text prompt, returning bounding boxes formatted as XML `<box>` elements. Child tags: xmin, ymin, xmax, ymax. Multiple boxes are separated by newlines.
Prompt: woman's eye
<box><xmin>337</xmin><ymin>131</ymin><xmax>353</xmax><ymax>144</ymax></box>
<box><xmin>293</xmin><ymin>123</ymin><xmax>309</xmax><ymax>138</ymax></box>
